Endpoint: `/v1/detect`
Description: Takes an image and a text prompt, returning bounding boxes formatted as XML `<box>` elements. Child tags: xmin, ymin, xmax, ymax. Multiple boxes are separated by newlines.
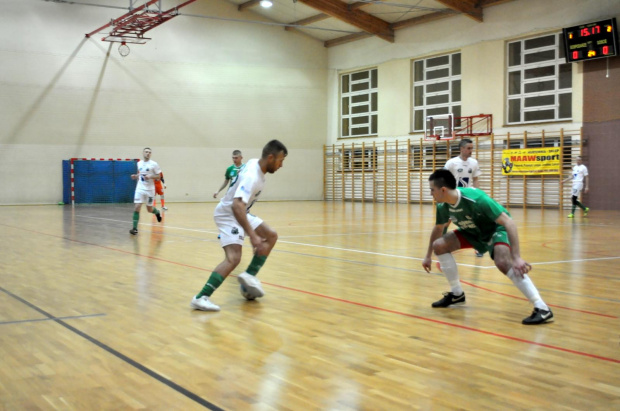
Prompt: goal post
<box><xmin>62</xmin><ymin>158</ymin><xmax>138</xmax><ymax>206</ymax></box>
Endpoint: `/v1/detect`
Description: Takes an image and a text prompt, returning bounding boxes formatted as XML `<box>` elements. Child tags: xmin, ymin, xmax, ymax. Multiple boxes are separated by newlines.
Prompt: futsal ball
<box><xmin>240</xmin><ymin>284</ymin><xmax>256</xmax><ymax>301</ymax></box>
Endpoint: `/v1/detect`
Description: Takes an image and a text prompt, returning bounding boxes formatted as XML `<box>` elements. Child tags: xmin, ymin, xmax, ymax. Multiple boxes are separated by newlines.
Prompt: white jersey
<box><xmin>444</xmin><ymin>156</ymin><xmax>481</xmax><ymax>188</ymax></box>
<box><xmin>571</xmin><ymin>164</ymin><xmax>588</xmax><ymax>183</ymax></box>
<box><xmin>135</xmin><ymin>160</ymin><xmax>161</xmax><ymax>194</ymax></box>
<box><xmin>214</xmin><ymin>158</ymin><xmax>265</xmax><ymax>218</ymax></box>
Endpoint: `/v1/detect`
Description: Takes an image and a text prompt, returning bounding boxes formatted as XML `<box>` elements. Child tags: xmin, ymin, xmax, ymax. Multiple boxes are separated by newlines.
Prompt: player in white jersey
<box><xmin>129</xmin><ymin>147</ymin><xmax>162</xmax><ymax>235</ymax></box>
<box><xmin>191</xmin><ymin>140</ymin><xmax>288</xmax><ymax>311</ymax></box>
<box><xmin>562</xmin><ymin>156</ymin><xmax>589</xmax><ymax>218</ymax></box>
<box><xmin>444</xmin><ymin>138</ymin><xmax>483</xmax><ymax>256</ymax></box>
<box><xmin>444</xmin><ymin>138</ymin><xmax>481</xmax><ymax>188</ymax></box>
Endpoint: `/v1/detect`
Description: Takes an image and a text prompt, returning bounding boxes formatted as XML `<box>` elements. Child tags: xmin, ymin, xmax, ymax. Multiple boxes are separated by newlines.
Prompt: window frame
<box><xmin>412</xmin><ymin>52</ymin><xmax>462</xmax><ymax>133</ymax></box>
<box><xmin>506</xmin><ymin>32</ymin><xmax>572</xmax><ymax>125</ymax></box>
<box><xmin>340</xmin><ymin>68</ymin><xmax>378</xmax><ymax>139</ymax></box>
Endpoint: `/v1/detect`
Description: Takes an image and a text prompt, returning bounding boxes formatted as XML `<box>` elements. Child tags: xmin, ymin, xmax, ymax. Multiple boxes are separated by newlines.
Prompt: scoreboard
<box><xmin>563</xmin><ymin>18</ymin><xmax>619</xmax><ymax>62</ymax></box>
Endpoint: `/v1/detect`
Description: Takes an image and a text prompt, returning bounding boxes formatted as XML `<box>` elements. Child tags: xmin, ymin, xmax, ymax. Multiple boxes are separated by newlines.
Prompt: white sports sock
<box><xmin>506</xmin><ymin>269</ymin><xmax>549</xmax><ymax>310</ymax></box>
<box><xmin>436</xmin><ymin>253</ymin><xmax>463</xmax><ymax>295</ymax></box>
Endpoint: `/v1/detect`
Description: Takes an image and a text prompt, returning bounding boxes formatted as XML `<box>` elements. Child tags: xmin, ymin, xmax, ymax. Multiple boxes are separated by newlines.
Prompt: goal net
<box><xmin>62</xmin><ymin>158</ymin><xmax>138</xmax><ymax>205</ymax></box>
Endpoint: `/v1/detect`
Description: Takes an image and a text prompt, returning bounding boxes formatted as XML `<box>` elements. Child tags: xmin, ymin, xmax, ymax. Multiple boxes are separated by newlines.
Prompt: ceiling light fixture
<box><xmin>260</xmin><ymin>0</ymin><xmax>273</xmax><ymax>8</ymax></box>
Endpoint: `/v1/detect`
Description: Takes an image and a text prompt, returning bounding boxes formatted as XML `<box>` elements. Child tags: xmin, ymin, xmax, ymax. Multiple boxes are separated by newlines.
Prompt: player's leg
<box><xmin>431</xmin><ymin>231</ymin><xmax>466</xmax><ymax>307</ymax></box>
<box><xmin>192</xmin><ymin>216</ymin><xmax>245</xmax><ymax>310</ymax></box>
<box><xmin>145</xmin><ymin>195</ymin><xmax>162</xmax><ymax>222</ymax></box>
<box><xmin>237</xmin><ymin>215</ymin><xmax>273</xmax><ymax>298</ymax></box>
<box><xmin>492</xmin><ymin>242</ymin><xmax>553</xmax><ymax>324</ymax></box>
<box><xmin>191</xmin><ymin>245</ymin><xmax>242</xmax><ymax>312</ymax></box>
<box><xmin>161</xmin><ymin>194</ymin><xmax>167</xmax><ymax>210</ymax></box>
<box><xmin>569</xmin><ymin>185</ymin><xmax>582</xmax><ymax>217</ymax></box>
<box><xmin>130</xmin><ymin>193</ymin><xmax>145</xmax><ymax>235</ymax></box>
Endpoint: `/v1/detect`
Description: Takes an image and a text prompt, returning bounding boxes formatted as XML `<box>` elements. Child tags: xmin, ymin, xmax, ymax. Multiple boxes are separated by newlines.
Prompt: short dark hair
<box><xmin>144</xmin><ymin>147</ymin><xmax>152</xmax><ymax>151</ymax></box>
<box><xmin>459</xmin><ymin>138</ymin><xmax>473</xmax><ymax>149</ymax></box>
<box><xmin>429</xmin><ymin>169</ymin><xmax>457</xmax><ymax>190</ymax></box>
<box><xmin>262</xmin><ymin>140</ymin><xmax>288</xmax><ymax>158</ymax></box>
<box><xmin>232</xmin><ymin>150</ymin><xmax>242</xmax><ymax>156</ymax></box>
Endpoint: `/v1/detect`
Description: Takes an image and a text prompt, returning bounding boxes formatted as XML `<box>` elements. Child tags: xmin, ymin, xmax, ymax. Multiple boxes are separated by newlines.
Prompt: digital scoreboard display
<box><xmin>563</xmin><ymin>18</ymin><xmax>619</xmax><ymax>62</ymax></box>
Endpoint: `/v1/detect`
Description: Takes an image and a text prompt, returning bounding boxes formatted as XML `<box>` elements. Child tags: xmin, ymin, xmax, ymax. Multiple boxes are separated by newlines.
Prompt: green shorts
<box><xmin>454</xmin><ymin>227</ymin><xmax>510</xmax><ymax>259</ymax></box>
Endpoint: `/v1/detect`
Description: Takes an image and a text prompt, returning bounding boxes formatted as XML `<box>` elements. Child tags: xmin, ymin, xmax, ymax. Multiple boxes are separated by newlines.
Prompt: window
<box><xmin>412</xmin><ymin>53</ymin><xmax>461</xmax><ymax>132</ymax></box>
<box><xmin>507</xmin><ymin>33</ymin><xmax>572</xmax><ymax>124</ymax></box>
<box><xmin>343</xmin><ymin>148</ymin><xmax>377</xmax><ymax>171</ymax></box>
<box><xmin>340</xmin><ymin>68</ymin><xmax>378</xmax><ymax>138</ymax></box>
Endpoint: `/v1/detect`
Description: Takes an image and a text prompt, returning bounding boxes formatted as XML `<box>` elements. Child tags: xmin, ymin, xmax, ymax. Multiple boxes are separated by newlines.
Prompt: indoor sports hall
<box><xmin>1</xmin><ymin>1</ymin><xmax>619</xmax><ymax>409</ymax></box>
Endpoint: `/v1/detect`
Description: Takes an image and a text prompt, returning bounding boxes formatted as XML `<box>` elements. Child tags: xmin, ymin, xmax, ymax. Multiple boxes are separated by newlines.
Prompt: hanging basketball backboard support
<box><xmin>425</xmin><ymin>113</ymin><xmax>492</xmax><ymax>141</ymax></box>
<box><xmin>85</xmin><ymin>0</ymin><xmax>197</xmax><ymax>45</ymax></box>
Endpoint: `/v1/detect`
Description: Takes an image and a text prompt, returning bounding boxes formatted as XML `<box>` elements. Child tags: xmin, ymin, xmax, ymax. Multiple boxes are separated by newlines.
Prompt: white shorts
<box><xmin>571</xmin><ymin>182</ymin><xmax>583</xmax><ymax>197</ymax></box>
<box><xmin>214</xmin><ymin>213</ymin><xmax>264</xmax><ymax>247</ymax></box>
<box><xmin>134</xmin><ymin>189</ymin><xmax>155</xmax><ymax>205</ymax></box>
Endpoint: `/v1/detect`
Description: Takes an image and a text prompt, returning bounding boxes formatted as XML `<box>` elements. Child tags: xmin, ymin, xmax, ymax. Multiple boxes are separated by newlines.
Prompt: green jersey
<box><xmin>225</xmin><ymin>164</ymin><xmax>243</xmax><ymax>186</ymax></box>
<box><xmin>436</xmin><ymin>188</ymin><xmax>509</xmax><ymax>243</ymax></box>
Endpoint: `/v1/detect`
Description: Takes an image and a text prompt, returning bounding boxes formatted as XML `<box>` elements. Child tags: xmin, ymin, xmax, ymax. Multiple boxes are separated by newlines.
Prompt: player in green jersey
<box><xmin>213</xmin><ymin>150</ymin><xmax>244</xmax><ymax>199</ymax></box>
<box><xmin>422</xmin><ymin>169</ymin><xmax>553</xmax><ymax>325</ymax></box>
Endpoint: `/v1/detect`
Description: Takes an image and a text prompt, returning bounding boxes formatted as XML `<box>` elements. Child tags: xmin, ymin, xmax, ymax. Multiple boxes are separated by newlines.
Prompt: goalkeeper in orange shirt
<box><xmin>154</xmin><ymin>172</ymin><xmax>167</xmax><ymax>210</ymax></box>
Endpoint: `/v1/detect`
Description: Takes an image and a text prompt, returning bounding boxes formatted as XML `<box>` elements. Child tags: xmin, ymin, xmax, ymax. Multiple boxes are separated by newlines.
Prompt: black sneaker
<box><xmin>475</xmin><ymin>251</ymin><xmax>484</xmax><ymax>257</ymax></box>
<box><xmin>522</xmin><ymin>308</ymin><xmax>554</xmax><ymax>325</ymax></box>
<box><xmin>156</xmin><ymin>212</ymin><xmax>162</xmax><ymax>222</ymax></box>
<box><xmin>432</xmin><ymin>291</ymin><xmax>466</xmax><ymax>308</ymax></box>
<box><xmin>129</xmin><ymin>228</ymin><xmax>138</xmax><ymax>235</ymax></box>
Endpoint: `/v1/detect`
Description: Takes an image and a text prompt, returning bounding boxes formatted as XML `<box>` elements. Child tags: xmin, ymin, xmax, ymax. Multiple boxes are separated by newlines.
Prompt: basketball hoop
<box><xmin>118</xmin><ymin>42</ymin><xmax>130</xmax><ymax>57</ymax></box>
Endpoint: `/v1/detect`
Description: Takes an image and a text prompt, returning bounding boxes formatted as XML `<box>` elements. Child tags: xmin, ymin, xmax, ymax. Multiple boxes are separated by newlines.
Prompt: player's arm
<box><xmin>561</xmin><ymin>171</ymin><xmax>572</xmax><ymax>184</ymax></box>
<box><xmin>472</xmin><ymin>176</ymin><xmax>480</xmax><ymax>188</ymax></box>
<box><xmin>495</xmin><ymin>212</ymin><xmax>531</xmax><ymax>277</ymax></box>
<box><xmin>584</xmin><ymin>174</ymin><xmax>589</xmax><ymax>193</ymax></box>
<box><xmin>213</xmin><ymin>179</ymin><xmax>230</xmax><ymax>198</ymax></box>
<box><xmin>232</xmin><ymin>197</ymin><xmax>267</xmax><ymax>254</ymax></box>
<box><xmin>422</xmin><ymin>223</ymin><xmax>450</xmax><ymax>273</ymax></box>
<box><xmin>131</xmin><ymin>163</ymin><xmax>139</xmax><ymax>180</ymax></box>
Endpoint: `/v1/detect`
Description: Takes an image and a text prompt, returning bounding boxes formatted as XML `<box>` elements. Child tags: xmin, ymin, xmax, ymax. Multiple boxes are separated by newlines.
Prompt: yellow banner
<box><xmin>501</xmin><ymin>147</ymin><xmax>561</xmax><ymax>175</ymax></box>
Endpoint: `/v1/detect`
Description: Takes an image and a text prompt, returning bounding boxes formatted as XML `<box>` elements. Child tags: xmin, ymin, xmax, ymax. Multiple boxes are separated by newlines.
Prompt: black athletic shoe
<box><xmin>129</xmin><ymin>228</ymin><xmax>138</xmax><ymax>235</ymax></box>
<box><xmin>475</xmin><ymin>251</ymin><xmax>484</xmax><ymax>257</ymax></box>
<box><xmin>156</xmin><ymin>212</ymin><xmax>162</xmax><ymax>222</ymax></box>
<box><xmin>522</xmin><ymin>308</ymin><xmax>554</xmax><ymax>325</ymax></box>
<box><xmin>432</xmin><ymin>291</ymin><xmax>466</xmax><ymax>308</ymax></box>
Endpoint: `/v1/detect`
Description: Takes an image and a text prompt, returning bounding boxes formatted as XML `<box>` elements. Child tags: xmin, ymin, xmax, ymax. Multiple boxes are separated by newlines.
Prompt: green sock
<box><xmin>133</xmin><ymin>211</ymin><xmax>139</xmax><ymax>229</ymax></box>
<box><xmin>151</xmin><ymin>207</ymin><xmax>160</xmax><ymax>216</ymax></box>
<box><xmin>246</xmin><ymin>255</ymin><xmax>267</xmax><ymax>276</ymax></box>
<box><xmin>197</xmin><ymin>272</ymin><xmax>224</xmax><ymax>298</ymax></box>
<box><xmin>571</xmin><ymin>205</ymin><xmax>576</xmax><ymax>214</ymax></box>
<box><xmin>577</xmin><ymin>202</ymin><xmax>586</xmax><ymax>211</ymax></box>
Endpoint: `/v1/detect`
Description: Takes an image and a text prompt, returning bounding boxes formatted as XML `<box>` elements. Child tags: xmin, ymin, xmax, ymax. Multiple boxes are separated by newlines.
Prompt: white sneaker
<box><xmin>162</xmin><ymin>206</ymin><xmax>168</xmax><ymax>210</ymax></box>
<box><xmin>237</xmin><ymin>272</ymin><xmax>265</xmax><ymax>298</ymax></box>
<box><xmin>190</xmin><ymin>295</ymin><xmax>220</xmax><ymax>311</ymax></box>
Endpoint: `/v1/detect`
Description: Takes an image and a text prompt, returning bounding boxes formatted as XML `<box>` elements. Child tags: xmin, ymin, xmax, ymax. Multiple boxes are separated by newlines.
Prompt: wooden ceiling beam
<box><xmin>296</xmin><ymin>0</ymin><xmax>394</xmax><ymax>42</ymax></box>
<box><xmin>238</xmin><ymin>0</ymin><xmax>261</xmax><ymax>12</ymax></box>
<box><xmin>435</xmin><ymin>0</ymin><xmax>483</xmax><ymax>22</ymax></box>
<box><xmin>325</xmin><ymin>32</ymin><xmax>373</xmax><ymax>48</ymax></box>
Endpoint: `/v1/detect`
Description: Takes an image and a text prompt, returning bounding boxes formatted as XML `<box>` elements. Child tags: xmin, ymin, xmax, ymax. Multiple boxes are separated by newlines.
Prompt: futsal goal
<box><xmin>62</xmin><ymin>158</ymin><xmax>138</xmax><ymax>205</ymax></box>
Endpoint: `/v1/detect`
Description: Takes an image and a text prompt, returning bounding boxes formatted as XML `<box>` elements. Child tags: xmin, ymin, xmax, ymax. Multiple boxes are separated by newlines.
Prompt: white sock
<box><xmin>437</xmin><ymin>253</ymin><xmax>463</xmax><ymax>295</ymax></box>
<box><xmin>506</xmin><ymin>269</ymin><xmax>549</xmax><ymax>310</ymax></box>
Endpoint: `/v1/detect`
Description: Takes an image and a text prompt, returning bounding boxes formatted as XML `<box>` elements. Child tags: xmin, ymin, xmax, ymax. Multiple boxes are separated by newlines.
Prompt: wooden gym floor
<box><xmin>1</xmin><ymin>201</ymin><xmax>619</xmax><ymax>410</ymax></box>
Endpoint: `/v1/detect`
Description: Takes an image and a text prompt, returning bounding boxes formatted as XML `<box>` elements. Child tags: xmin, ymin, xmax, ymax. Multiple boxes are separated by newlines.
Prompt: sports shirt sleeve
<box><xmin>232</xmin><ymin>172</ymin><xmax>257</xmax><ymax>205</ymax></box>
<box><xmin>477</xmin><ymin>195</ymin><xmax>505</xmax><ymax>221</ymax></box>
<box><xmin>435</xmin><ymin>203</ymin><xmax>450</xmax><ymax>225</ymax></box>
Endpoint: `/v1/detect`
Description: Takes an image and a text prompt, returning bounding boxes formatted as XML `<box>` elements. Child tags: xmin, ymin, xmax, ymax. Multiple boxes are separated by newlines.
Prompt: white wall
<box><xmin>0</xmin><ymin>0</ymin><xmax>328</xmax><ymax>204</ymax></box>
<box><xmin>326</xmin><ymin>0</ymin><xmax>620</xmax><ymax>145</ymax></box>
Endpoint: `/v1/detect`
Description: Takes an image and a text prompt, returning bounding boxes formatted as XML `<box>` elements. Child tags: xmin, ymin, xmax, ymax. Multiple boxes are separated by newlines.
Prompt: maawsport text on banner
<box><xmin>501</xmin><ymin>147</ymin><xmax>561</xmax><ymax>175</ymax></box>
